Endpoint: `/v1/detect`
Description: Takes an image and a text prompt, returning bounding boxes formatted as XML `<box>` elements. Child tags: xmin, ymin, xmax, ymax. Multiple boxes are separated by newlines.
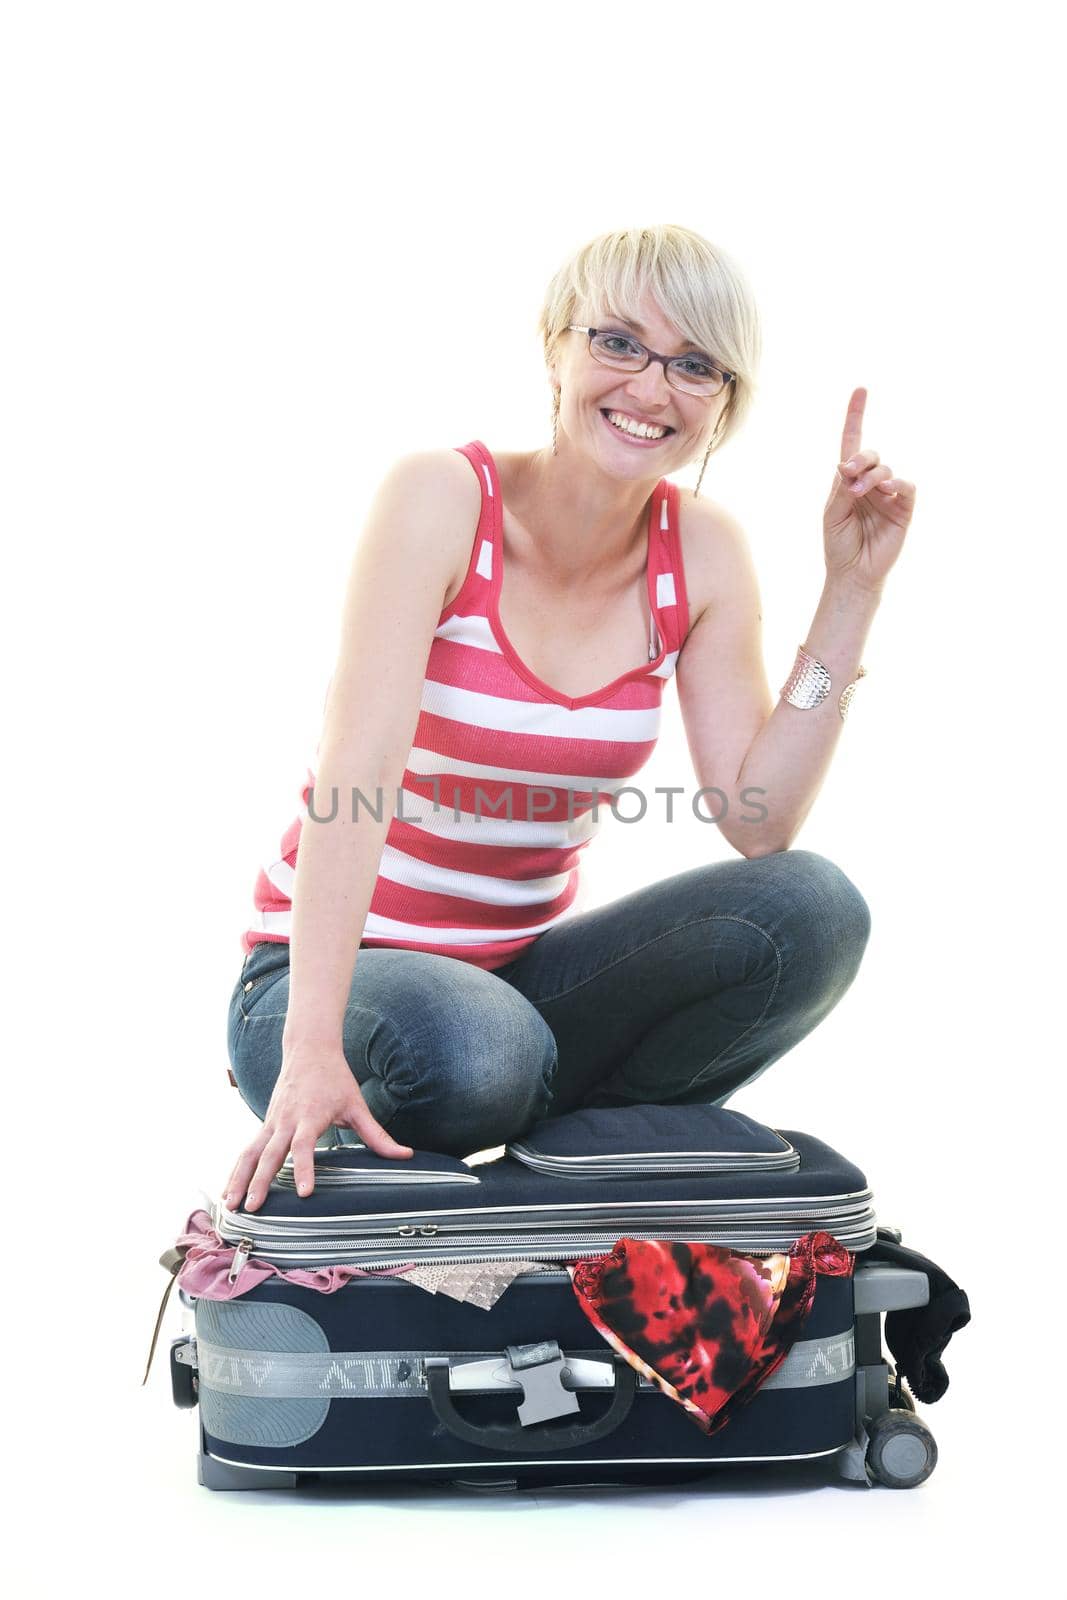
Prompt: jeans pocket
<box><xmin>238</xmin><ymin>960</ymin><xmax>289</xmax><ymax>1021</ymax></box>
<box><xmin>235</xmin><ymin>942</ymin><xmax>291</xmax><ymax>1016</ymax></box>
<box><xmin>238</xmin><ymin>974</ymin><xmax>280</xmax><ymax>1022</ymax></box>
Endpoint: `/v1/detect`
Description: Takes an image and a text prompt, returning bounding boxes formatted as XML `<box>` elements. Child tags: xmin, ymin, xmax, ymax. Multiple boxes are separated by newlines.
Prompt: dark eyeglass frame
<box><xmin>566</xmin><ymin>324</ymin><xmax>735</xmax><ymax>397</ymax></box>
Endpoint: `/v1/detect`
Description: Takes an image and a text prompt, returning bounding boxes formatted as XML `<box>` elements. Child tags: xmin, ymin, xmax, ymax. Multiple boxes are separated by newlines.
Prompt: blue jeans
<box><xmin>226</xmin><ymin>850</ymin><xmax>871</xmax><ymax>1159</ymax></box>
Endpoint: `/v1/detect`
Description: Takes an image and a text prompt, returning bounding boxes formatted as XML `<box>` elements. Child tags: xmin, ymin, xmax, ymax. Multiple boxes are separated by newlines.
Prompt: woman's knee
<box><xmin>385</xmin><ymin>993</ymin><xmax>558</xmax><ymax>1154</ymax></box>
<box><xmin>787</xmin><ymin>849</ymin><xmax>870</xmax><ymax>946</ymax></box>
<box><xmin>762</xmin><ymin>849</ymin><xmax>872</xmax><ymax>996</ymax></box>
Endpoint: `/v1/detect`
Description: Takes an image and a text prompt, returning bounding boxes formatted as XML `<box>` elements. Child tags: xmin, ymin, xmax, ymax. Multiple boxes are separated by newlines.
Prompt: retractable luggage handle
<box><xmin>425</xmin><ymin>1346</ymin><xmax>637</xmax><ymax>1452</ymax></box>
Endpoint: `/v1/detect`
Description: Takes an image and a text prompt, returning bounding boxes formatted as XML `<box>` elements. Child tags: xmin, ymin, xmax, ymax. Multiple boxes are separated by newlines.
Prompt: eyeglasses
<box><xmin>566</xmin><ymin>325</ymin><xmax>735</xmax><ymax>398</ymax></box>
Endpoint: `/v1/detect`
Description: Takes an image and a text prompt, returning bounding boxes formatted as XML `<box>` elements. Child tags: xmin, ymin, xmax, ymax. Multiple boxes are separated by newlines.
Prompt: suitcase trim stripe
<box><xmin>192</xmin><ymin>1329</ymin><xmax>856</xmax><ymax>1401</ymax></box>
<box><xmin>200</xmin><ymin>1444</ymin><xmax>849</xmax><ymax>1474</ymax></box>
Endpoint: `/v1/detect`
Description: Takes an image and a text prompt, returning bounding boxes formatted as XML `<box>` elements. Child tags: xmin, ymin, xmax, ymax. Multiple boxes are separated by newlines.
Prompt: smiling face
<box><xmin>549</xmin><ymin>284</ymin><xmax>730</xmax><ymax>480</ymax></box>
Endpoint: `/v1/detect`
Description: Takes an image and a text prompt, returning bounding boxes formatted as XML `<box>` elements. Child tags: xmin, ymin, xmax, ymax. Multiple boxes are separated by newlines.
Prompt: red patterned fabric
<box><xmin>570</xmin><ymin>1231</ymin><xmax>853</xmax><ymax>1434</ymax></box>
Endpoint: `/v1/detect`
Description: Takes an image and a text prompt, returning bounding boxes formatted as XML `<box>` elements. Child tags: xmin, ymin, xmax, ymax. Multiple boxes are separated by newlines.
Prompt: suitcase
<box><xmin>161</xmin><ymin>1104</ymin><xmax>968</xmax><ymax>1493</ymax></box>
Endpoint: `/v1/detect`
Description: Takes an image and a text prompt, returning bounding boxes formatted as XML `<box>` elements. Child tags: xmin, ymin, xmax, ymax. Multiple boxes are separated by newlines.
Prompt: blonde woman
<box><xmin>223</xmin><ymin>224</ymin><xmax>915</xmax><ymax>1214</ymax></box>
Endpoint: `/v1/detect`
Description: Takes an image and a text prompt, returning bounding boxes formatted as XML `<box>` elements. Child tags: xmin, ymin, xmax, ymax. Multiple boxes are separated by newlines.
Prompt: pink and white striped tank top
<box><xmin>242</xmin><ymin>440</ymin><xmax>691</xmax><ymax>970</ymax></box>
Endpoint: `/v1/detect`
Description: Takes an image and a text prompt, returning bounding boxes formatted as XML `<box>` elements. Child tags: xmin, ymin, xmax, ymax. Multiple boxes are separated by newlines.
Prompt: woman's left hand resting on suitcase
<box><xmin>223</xmin><ymin>1039</ymin><xmax>413</xmax><ymax>1212</ymax></box>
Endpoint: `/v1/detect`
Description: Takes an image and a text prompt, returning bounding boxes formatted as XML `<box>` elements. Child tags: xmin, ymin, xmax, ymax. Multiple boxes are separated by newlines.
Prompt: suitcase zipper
<box><xmin>213</xmin><ymin>1198</ymin><xmax>876</xmax><ymax>1270</ymax></box>
<box><xmin>219</xmin><ymin>1221</ymin><xmax>874</xmax><ymax>1271</ymax></box>
<box><xmin>218</xmin><ymin>1196</ymin><xmax>871</xmax><ymax>1241</ymax></box>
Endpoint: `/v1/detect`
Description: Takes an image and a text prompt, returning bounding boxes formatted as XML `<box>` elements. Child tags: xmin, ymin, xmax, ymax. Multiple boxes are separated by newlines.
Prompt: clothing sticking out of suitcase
<box><xmin>158</xmin><ymin>1105</ymin><xmax>970</xmax><ymax>1494</ymax></box>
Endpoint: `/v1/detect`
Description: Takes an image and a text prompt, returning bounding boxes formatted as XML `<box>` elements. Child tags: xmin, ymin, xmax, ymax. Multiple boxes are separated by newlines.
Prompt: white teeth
<box><xmin>606</xmin><ymin>410</ymin><xmax>668</xmax><ymax>440</ymax></box>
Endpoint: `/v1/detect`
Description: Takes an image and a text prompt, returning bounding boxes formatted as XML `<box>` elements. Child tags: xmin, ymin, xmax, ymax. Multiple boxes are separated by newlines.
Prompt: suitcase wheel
<box><xmin>866</xmin><ymin>1409</ymin><xmax>938</xmax><ymax>1488</ymax></box>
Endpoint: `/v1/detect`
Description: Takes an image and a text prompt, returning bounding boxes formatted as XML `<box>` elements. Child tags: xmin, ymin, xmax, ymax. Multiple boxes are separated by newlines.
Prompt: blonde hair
<box><xmin>538</xmin><ymin>223</ymin><xmax>761</xmax><ymax>461</ymax></box>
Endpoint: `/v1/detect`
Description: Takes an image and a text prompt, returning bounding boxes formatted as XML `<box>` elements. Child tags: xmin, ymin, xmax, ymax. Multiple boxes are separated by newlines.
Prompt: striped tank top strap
<box><xmin>654</xmin><ymin>479</ymin><xmax>691</xmax><ymax>655</ymax></box>
<box><xmin>441</xmin><ymin>441</ymin><xmax>498</xmax><ymax>621</ymax></box>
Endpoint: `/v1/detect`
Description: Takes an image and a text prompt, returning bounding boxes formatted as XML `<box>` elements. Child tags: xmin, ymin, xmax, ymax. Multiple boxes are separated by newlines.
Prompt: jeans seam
<box><xmin>239</xmin><ymin>995</ymin><xmax>286</xmax><ymax>1022</ymax></box>
<box><xmin>532</xmin><ymin>912</ymin><xmax>784</xmax><ymax>1101</ymax></box>
<box><xmin>675</xmin><ymin>917</ymin><xmax>783</xmax><ymax>1095</ymax></box>
<box><xmin>353</xmin><ymin>1004</ymin><xmax>411</xmax><ymax>1126</ymax></box>
<box><xmin>531</xmin><ymin>913</ymin><xmax>782</xmax><ymax>1005</ymax></box>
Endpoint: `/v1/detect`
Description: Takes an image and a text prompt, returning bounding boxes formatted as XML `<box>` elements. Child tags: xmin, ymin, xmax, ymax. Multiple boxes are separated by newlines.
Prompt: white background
<box><xmin>5</xmin><ymin>0</ymin><xmax>1059</xmax><ymax>1590</ymax></box>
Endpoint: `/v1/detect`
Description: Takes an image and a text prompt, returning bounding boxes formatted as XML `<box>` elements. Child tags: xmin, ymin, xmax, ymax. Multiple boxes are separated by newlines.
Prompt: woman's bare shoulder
<box><xmin>385</xmin><ymin>446</ymin><xmax>483</xmax><ymax>508</ymax></box>
<box><xmin>375</xmin><ymin>449</ymin><xmax>483</xmax><ymax>606</ymax></box>
<box><xmin>676</xmin><ymin>487</ymin><xmax>756</xmax><ymax>627</ymax></box>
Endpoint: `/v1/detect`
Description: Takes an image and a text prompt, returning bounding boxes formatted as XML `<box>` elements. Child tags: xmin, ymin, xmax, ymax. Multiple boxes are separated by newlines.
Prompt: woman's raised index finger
<box><xmin>840</xmin><ymin>387</ymin><xmax>867</xmax><ymax>463</ymax></box>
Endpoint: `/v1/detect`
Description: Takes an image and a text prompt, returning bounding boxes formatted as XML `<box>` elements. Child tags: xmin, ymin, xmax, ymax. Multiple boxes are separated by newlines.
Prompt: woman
<box><xmin>223</xmin><ymin>223</ymin><xmax>915</xmax><ymax>1214</ymax></box>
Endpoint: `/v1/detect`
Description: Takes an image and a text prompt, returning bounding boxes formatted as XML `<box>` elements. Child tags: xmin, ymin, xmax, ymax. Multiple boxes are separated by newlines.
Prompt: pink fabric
<box><xmin>175</xmin><ymin>1210</ymin><xmax>418</xmax><ymax>1300</ymax></box>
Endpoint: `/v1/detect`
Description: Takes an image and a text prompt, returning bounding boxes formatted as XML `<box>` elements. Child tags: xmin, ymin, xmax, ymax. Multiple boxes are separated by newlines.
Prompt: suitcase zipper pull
<box><xmin>227</xmin><ymin>1238</ymin><xmax>254</xmax><ymax>1286</ymax></box>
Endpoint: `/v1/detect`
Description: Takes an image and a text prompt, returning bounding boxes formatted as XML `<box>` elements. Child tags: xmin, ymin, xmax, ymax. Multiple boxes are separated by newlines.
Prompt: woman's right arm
<box><xmin>224</xmin><ymin>450</ymin><xmax>481</xmax><ymax>1212</ymax></box>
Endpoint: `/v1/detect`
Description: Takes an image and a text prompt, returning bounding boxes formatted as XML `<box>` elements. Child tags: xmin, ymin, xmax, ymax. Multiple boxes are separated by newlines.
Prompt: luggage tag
<box><xmin>141</xmin><ymin>1245</ymin><xmax>189</xmax><ymax>1386</ymax></box>
<box><xmin>141</xmin><ymin>1191</ymin><xmax>232</xmax><ymax>1385</ymax></box>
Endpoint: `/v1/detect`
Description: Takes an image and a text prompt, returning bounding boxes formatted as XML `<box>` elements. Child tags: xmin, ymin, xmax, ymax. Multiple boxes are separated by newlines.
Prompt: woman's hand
<box><xmin>823</xmin><ymin>387</ymin><xmax>917</xmax><ymax>595</ymax></box>
<box><xmin>222</xmin><ymin>1042</ymin><xmax>414</xmax><ymax>1214</ymax></box>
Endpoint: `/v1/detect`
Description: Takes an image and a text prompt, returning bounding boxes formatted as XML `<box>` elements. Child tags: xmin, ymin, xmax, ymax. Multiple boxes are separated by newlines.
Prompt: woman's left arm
<box><xmin>676</xmin><ymin>387</ymin><xmax>917</xmax><ymax>858</ymax></box>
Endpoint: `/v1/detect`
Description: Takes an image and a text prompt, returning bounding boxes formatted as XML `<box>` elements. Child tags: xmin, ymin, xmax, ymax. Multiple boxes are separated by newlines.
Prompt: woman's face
<box><xmin>551</xmin><ymin>286</ymin><xmax>729</xmax><ymax>482</ymax></box>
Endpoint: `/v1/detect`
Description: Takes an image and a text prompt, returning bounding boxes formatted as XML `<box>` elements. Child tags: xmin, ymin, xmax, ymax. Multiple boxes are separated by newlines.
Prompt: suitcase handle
<box><xmin>425</xmin><ymin>1353</ymin><xmax>637</xmax><ymax>1453</ymax></box>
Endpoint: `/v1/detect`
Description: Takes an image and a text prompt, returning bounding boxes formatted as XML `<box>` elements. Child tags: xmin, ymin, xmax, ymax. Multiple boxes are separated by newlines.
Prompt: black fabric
<box><xmin>863</xmin><ymin>1229</ymin><xmax>971</xmax><ymax>1403</ymax></box>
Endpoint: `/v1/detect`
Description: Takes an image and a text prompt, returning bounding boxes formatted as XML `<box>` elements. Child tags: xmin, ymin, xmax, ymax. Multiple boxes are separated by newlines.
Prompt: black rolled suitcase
<box><xmin>160</xmin><ymin>1105</ymin><xmax>968</xmax><ymax>1493</ymax></box>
